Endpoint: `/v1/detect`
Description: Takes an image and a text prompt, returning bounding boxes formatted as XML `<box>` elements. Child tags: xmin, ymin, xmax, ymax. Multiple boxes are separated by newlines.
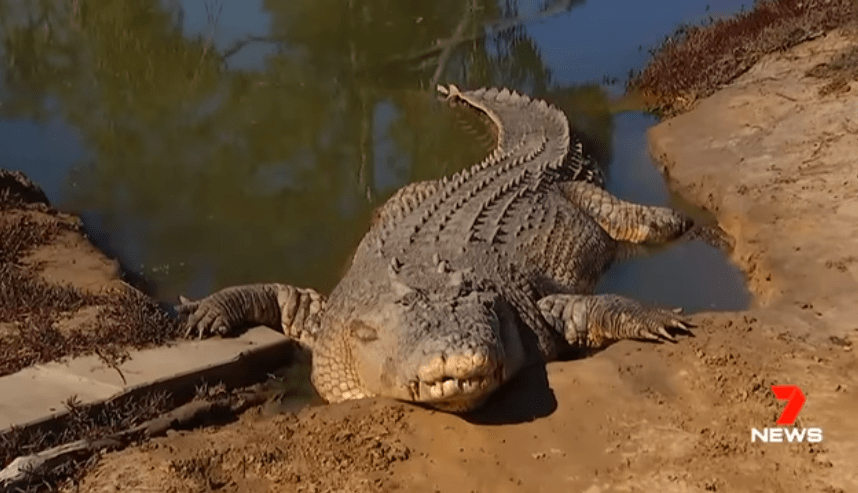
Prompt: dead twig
<box><xmin>430</xmin><ymin>4</ymin><xmax>474</xmax><ymax>87</ymax></box>
<box><xmin>386</xmin><ymin>0</ymin><xmax>581</xmax><ymax>75</ymax></box>
<box><xmin>93</xmin><ymin>347</ymin><xmax>128</xmax><ymax>386</ymax></box>
<box><xmin>0</xmin><ymin>388</ymin><xmax>268</xmax><ymax>490</ymax></box>
<box><xmin>190</xmin><ymin>0</ymin><xmax>224</xmax><ymax>87</ymax></box>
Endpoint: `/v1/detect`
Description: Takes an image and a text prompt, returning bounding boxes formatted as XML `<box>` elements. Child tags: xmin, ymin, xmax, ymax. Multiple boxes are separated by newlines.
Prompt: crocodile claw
<box><xmin>654</xmin><ymin>326</ymin><xmax>677</xmax><ymax>343</ymax></box>
<box><xmin>633</xmin><ymin>307</ymin><xmax>694</xmax><ymax>343</ymax></box>
<box><xmin>175</xmin><ymin>295</ymin><xmax>231</xmax><ymax>339</ymax></box>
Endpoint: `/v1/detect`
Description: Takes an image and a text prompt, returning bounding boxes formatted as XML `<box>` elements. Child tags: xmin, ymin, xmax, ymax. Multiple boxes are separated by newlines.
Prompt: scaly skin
<box><xmin>559</xmin><ymin>181</ymin><xmax>692</xmax><ymax>244</ymax></box>
<box><xmin>538</xmin><ymin>294</ymin><xmax>692</xmax><ymax>348</ymax></box>
<box><xmin>177</xmin><ymin>84</ymin><xmax>709</xmax><ymax>413</ymax></box>
<box><xmin>177</xmin><ymin>284</ymin><xmax>325</xmax><ymax>349</ymax></box>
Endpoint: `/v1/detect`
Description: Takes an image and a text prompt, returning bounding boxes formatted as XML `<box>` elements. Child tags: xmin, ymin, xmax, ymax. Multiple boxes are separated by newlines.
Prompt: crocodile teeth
<box><xmin>419</xmin><ymin>376</ymin><xmax>492</xmax><ymax>400</ymax></box>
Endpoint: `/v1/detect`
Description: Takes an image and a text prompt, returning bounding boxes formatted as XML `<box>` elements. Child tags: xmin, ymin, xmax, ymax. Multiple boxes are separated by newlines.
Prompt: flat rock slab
<box><xmin>0</xmin><ymin>327</ymin><xmax>291</xmax><ymax>432</ymax></box>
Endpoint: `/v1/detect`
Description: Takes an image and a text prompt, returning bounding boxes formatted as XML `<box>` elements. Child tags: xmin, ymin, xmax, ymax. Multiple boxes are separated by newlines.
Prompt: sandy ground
<box><xmin>66</xmin><ymin>29</ymin><xmax>858</xmax><ymax>493</ymax></box>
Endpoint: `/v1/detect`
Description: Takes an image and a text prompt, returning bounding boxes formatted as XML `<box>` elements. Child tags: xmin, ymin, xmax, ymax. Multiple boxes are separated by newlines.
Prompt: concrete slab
<box><xmin>0</xmin><ymin>326</ymin><xmax>292</xmax><ymax>432</ymax></box>
<box><xmin>0</xmin><ymin>367</ymin><xmax>118</xmax><ymax>428</ymax></box>
<box><xmin>36</xmin><ymin>326</ymin><xmax>288</xmax><ymax>390</ymax></box>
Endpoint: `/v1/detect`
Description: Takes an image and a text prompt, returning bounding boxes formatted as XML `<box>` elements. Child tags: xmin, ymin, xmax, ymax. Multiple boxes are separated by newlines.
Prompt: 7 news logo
<box><xmin>751</xmin><ymin>385</ymin><xmax>823</xmax><ymax>443</ymax></box>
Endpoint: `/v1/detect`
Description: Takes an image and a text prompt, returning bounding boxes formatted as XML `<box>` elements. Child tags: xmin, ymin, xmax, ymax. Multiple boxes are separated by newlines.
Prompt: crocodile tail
<box><xmin>437</xmin><ymin>84</ymin><xmax>601</xmax><ymax>186</ymax></box>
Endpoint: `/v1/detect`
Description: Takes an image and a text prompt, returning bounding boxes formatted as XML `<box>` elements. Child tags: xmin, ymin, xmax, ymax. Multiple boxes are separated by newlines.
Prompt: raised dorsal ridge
<box><xmin>402</xmin><ymin>85</ymin><xmax>582</xmax><ymax>245</ymax></box>
<box><xmin>448</xmin><ymin>269</ymin><xmax>464</xmax><ymax>288</ymax></box>
<box><xmin>438</xmin><ymin>84</ymin><xmax>461</xmax><ymax>98</ymax></box>
<box><xmin>388</xmin><ymin>268</ymin><xmax>414</xmax><ymax>298</ymax></box>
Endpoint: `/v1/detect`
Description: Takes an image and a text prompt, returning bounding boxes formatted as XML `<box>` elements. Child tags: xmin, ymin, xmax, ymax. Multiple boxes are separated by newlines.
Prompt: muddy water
<box><xmin>0</xmin><ymin>0</ymin><xmax>749</xmax><ymax>312</ymax></box>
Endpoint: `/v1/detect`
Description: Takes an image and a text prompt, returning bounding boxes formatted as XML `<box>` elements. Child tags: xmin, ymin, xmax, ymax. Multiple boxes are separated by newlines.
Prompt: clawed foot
<box><xmin>175</xmin><ymin>294</ymin><xmax>234</xmax><ymax>339</ymax></box>
<box><xmin>622</xmin><ymin>305</ymin><xmax>695</xmax><ymax>343</ymax></box>
<box><xmin>683</xmin><ymin>223</ymin><xmax>735</xmax><ymax>253</ymax></box>
<box><xmin>539</xmin><ymin>294</ymin><xmax>696</xmax><ymax>350</ymax></box>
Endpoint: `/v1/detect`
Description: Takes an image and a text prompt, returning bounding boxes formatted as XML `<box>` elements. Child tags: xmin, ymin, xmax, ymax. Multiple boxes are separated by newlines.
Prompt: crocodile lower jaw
<box><xmin>408</xmin><ymin>368</ymin><xmax>503</xmax><ymax>411</ymax></box>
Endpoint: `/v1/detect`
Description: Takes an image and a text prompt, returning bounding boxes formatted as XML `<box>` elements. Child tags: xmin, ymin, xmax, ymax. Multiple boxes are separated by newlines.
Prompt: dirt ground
<box><xmin>59</xmin><ymin>27</ymin><xmax>858</xmax><ymax>493</ymax></box>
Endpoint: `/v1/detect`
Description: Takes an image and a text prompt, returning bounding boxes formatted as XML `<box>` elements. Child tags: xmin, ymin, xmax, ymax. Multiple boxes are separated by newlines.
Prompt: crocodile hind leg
<box><xmin>559</xmin><ymin>181</ymin><xmax>692</xmax><ymax>244</ymax></box>
<box><xmin>537</xmin><ymin>293</ymin><xmax>693</xmax><ymax>350</ymax></box>
<box><xmin>176</xmin><ymin>283</ymin><xmax>325</xmax><ymax>349</ymax></box>
<box><xmin>560</xmin><ymin>181</ymin><xmax>734</xmax><ymax>253</ymax></box>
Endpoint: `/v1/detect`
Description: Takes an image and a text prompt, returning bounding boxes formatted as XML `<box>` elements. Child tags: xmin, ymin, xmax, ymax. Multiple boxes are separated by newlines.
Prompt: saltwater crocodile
<box><xmin>177</xmin><ymin>85</ymin><xmax>700</xmax><ymax>412</ymax></box>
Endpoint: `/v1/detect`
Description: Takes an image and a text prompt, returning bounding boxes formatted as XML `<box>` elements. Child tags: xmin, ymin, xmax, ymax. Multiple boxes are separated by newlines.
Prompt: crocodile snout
<box><xmin>411</xmin><ymin>347</ymin><xmax>502</xmax><ymax>406</ymax></box>
<box><xmin>417</xmin><ymin>348</ymin><xmax>497</xmax><ymax>382</ymax></box>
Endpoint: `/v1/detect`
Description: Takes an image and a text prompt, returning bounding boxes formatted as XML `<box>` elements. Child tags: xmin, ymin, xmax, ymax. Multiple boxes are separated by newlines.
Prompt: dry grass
<box><xmin>0</xmin><ymin>170</ymin><xmax>183</xmax><ymax>377</ymax></box>
<box><xmin>805</xmin><ymin>45</ymin><xmax>858</xmax><ymax>96</ymax></box>
<box><xmin>0</xmin><ymin>169</ymin><xmax>189</xmax><ymax>490</ymax></box>
<box><xmin>0</xmin><ymin>170</ymin><xmax>50</xmax><ymax>211</ymax></box>
<box><xmin>0</xmin><ymin>392</ymin><xmax>174</xmax><ymax>492</ymax></box>
<box><xmin>628</xmin><ymin>0</ymin><xmax>858</xmax><ymax>117</ymax></box>
<box><xmin>0</xmin><ymin>215</ymin><xmax>183</xmax><ymax>377</ymax></box>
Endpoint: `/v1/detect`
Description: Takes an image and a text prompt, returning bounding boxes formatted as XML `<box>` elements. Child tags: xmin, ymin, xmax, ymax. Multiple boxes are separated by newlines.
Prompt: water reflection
<box><xmin>0</xmin><ymin>0</ymin><xmax>749</xmax><ymax>312</ymax></box>
<box><xmin>596</xmin><ymin>112</ymin><xmax>750</xmax><ymax>312</ymax></box>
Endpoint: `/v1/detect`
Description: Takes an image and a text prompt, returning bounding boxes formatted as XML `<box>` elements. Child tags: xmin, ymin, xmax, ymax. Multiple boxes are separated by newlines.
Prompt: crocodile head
<box><xmin>333</xmin><ymin>269</ymin><xmax>526</xmax><ymax>412</ymax></box>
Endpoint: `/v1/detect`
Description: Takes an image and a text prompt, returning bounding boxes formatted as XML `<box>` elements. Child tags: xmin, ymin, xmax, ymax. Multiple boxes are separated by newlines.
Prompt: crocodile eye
<box><xmin>350</xmin><ymin>321</ymin><xmax>378</xmax><ymax>343</ymax></box>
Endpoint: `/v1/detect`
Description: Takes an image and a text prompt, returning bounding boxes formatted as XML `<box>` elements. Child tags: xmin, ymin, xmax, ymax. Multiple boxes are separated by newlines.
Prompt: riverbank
<box><xmin>0</xmin><ymin>170</ymin><xmax>186</xmax><ymax>488</ymax></box>
<box><xmin>628</xmin><ymin>0</ymin><xmax>858</xmax><ymax>117</ymax></box>
<box><xmin>0</xmin><ymin>170</ymin><xmax>181</xmax><ymax>378</ymax></box>
<box><xmin>69</xmin><ymin>26</ymin><xmax>858</xmax><ymax>493</ymax></box>
<box><xmin>648</xmin><ymin>26</ymin><xmax>858</xmax><ymax>491</ymax></box>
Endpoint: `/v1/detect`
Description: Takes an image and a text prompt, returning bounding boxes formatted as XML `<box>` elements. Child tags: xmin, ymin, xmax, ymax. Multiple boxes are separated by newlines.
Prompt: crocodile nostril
<box><xmin>416</xmin><ymin>355</ymin><xmax>446</xmax><ymax>382</ymax></box>
<box><xmin>471</xmin><ymin>351</ymin><xmax>489</xmax><ymax>368</ymax></box>
<box><xmin>417</xmin><ymin>348</ymin><xmax>498</xmax><ymax>383</ymax></box>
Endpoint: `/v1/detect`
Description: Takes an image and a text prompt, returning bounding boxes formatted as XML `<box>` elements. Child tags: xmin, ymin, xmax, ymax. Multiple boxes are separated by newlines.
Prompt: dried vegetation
<box><xmin>0</xmin><ymin>169</ymin><xmax>185</xmax><ymax>491</ymax></box>
<box><xmin>0</xmin><ymin>170</ymin><xmax>182</xmax><ymax>377</ymax></box>
<box><xmin>629</xmin><ymin>0</ymin><xmax>858</xmax><ymax>116</ymax></box>
<box><xmin>805</xmin><ymin>44</ymin><xmax>858</xmax><ymax>96</ymax></box>
<box><xmin>0</xmin><ymin>392</ymin><xmax>174</xmax><ymax>491</ymax></box>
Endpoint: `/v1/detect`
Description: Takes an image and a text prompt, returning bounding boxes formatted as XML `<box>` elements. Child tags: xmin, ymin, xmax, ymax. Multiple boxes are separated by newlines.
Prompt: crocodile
<box><xmin>177</xmin><ymin>85</ymin><xmax>701</xmax><ymax>412</ymax></box>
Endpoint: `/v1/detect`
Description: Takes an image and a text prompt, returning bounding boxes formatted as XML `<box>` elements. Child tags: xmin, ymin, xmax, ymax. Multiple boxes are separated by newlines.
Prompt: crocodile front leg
<box><xmin>176</xmin><ymin>283</ymin><xmax>325</xmax><ymax>349</ymax></box>
<box><xmin>537</xmin><ymin>294</ymin><xmax>692</xmax><ymax>349</ymax></box>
